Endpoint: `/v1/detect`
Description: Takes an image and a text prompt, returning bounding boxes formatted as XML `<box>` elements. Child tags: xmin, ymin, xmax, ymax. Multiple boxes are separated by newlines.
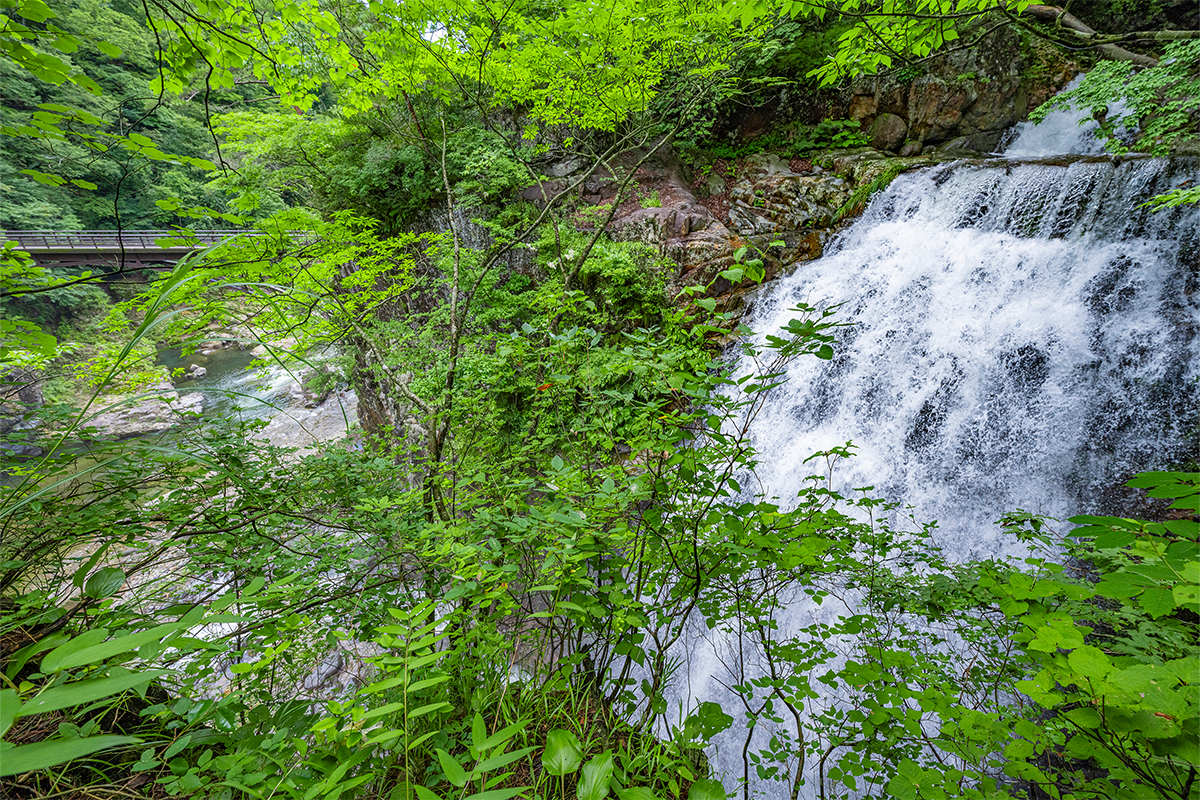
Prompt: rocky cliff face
<box><xmin>541</xmin><ymin>143</ymin><xmax>1010</xmax><ymax>318</ymax></box>
<box><xmin>531</xmin><ymin>26</ymin><xmax>1081</xmax><ymax>315</ymax></box>
<box><xmin>842</xmin><ymin>27</ymin><xmax>1077</xmax><ymax>155</ymax></box>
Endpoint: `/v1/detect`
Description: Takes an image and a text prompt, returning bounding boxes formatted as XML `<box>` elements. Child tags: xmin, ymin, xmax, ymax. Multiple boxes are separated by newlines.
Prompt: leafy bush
<box><xmin>1031</xmin><ymin>40</ymin><xmax>1200</xmax><ymax>157</ymax></box>
<box><xmin>686</xmin><ymin>118</ymin><xmax>868</xmax><ymax>168</ymax></box>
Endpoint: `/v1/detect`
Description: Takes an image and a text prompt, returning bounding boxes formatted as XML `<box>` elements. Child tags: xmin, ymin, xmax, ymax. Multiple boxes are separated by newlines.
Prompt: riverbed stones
<box><xmin>87</xmin><ymin>383</ymin><xmax>205</xmax><ymax>439</ymax></box>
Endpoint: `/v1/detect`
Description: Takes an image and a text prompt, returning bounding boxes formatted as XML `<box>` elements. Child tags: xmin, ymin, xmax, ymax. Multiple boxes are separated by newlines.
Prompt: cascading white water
<box><xmin>1001</xmin><ymin>74</ymin><xmax>1119</xmax><ymax>157</ymax></box>
<box><xmin>737</xmin><ymin>155</ymin><xmax>1197</xmax><ymax>548</ymax></box>
<box><xmin>680</xmin><ymin>97</ymin><xmax>1200</xmax><ymax>795</ymax></box>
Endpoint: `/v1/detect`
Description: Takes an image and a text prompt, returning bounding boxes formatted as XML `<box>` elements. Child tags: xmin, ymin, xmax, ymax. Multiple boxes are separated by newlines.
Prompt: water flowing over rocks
<box><xmin>86</xmin><ymin>383</ymin><xmax>205</xmax><ymax>439</ymax></box>
<box><xmin>673</xmin><ymin>101</ymin><xmax>1200</xmax><ymax>797</ymax></box>
<box><xmin>259</xmin><ymin>390</ymin><xmax>359</xmax><ymax>453</ymax></box>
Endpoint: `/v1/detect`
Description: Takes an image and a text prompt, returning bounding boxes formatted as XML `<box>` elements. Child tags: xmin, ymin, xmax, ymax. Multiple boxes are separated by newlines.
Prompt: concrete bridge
<box><xmin>2</xmin><ymin>230</ymin><xmax>265</xmax><ymax>268</ymax></box>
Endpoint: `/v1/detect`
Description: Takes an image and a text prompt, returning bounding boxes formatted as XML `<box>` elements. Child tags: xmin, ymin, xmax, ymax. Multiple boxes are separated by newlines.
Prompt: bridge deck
<box><xmin>3</xmin><ymin>230</ymin><xmax>258</xmax><ymax>251</ymax></box>
<box><xmin>2</xmin><ymin>230</ymin><xmax>272</xmax><ymax>267</ymax></box>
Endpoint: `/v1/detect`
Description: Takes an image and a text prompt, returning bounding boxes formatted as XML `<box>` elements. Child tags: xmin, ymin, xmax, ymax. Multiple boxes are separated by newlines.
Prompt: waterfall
<box><xmin>736</xmin><ymin>155</ymin><xmax>1197</xmax><ymax>548</ymax></box>
<box><xmin>682</xmin><ymin>95</ymin><xmax>1200</xmax><ymax>795</ymax></box>
<box><xmin>1001</xmin><ymin>74</ymin><xmax>1118</xmax><ymax>158</ymax></box>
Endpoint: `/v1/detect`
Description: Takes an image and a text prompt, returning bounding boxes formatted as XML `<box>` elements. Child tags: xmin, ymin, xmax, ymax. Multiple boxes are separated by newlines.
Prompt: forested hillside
<box><xmin>1</xmin><ymin>0</ymin><xmax>1197</xmax><ymax>797</ymax></box>
<box><xmin>0</xmin><ymin>0</ymin><xmax>279</xmax><ymax>230</ymax></box>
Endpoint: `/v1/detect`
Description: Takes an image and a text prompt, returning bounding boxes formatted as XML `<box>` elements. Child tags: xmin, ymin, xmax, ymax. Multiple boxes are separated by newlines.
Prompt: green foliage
<box><xmin>833</xmin><ymin>161</ymin><xmax>908</xmax><ymax>221</ymax></box>
<box><xmin>0</xmin><ymin>0</ymin><xmax>261</xmax><ymax>230</ymax></box>
<box><xmin>534</xmin><ymin>229</ymin><xmax>673</xmax><ymax>329</ymax></box>
<box><xmin>687</xmin><ymin>118</ymin><xmax>867</xmax><ymax>166</ymax></box>
<box><xmin>3</xmin><ymin>0</ymin><xmax>1197</xmax><ymax>798</ymax></box>
<box><xmin>213</xmin><ymin>114</ymin><xmax>535</xmax><ymax>230</ymax></box>
<box><xmin>1030</xmin><ymin>40</ymin><xmax>1200</xmax><ymax>157</ymax></box>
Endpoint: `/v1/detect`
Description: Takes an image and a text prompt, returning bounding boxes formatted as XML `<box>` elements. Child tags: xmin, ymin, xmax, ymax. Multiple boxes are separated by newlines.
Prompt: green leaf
<box><xmin>1065</xmin><ymin>707</ymin><xmax>1103</xmax><ymax>729</ymax></box>
<box><xmin>0</xmin><ymin>735</ymin><xmax>140</xmax><ymax>777</ymax></box>
<box><xmin>407</xmin><ymin>701</ymin><xmax>451</xmax><ymax>718</ymax></box>
<box><xmin>1067</xmin><ymin>646</ymin><xmax>1112</xmax><ymax>680</ymax></box>
<box><xmin>461</xmin><ymin>789</ymin><xmax>528</xmax><ymax>800</ymax></box>
<box><xmin>617</xmin><ymin>788</ymin><xmax>659</xmax><ymax>800</ymax></box>
<box><xmin>578</xmin><ymin>752</ymin><xmax>615</xmax><ymax>800</ymax></box>
<box><xmin>1139</xmin><ymin>586</ymin><xmax>1176</xmax><ymax>618</ymax></box>
<box><xmin>436</xmin><ymin>748</ymin><xmax>468</xmax><ymax>787</ymax></box>
<box><xmin>1173</xmin><ymin>580</ymin><xmax>1199</xmax><ymax>610</ymax></box>
<box><xmin>42</xmin><ymin>622</ymin><xmax>190</xmax><ymax>673</ymax></box>
<box><xmin>475</xmin><ymin>746</ymin><xmax>536</xmax><ymax>774</ymax></box>
<box><xmin>1</xmin><ymin>691</ymin><xmax>19</xmax><ymax>738</ymax></box>
<box><xmin>83</xmin><ymin>567</ymin><xmax>125</xmax><ymax>599</ymax></box>
<box><xmin>687</xmin><ymin>779</ymin><xmax>728</xmax><ymax>800</ymax></box>
<box><xmin>472</xmin><ymin>711</ymin><xmax>487</xmax><ymax>751</ymax></box>
<box><xmin>163</xmin><ymin>734</ymin><xmax>193</xmax><ymax>759</ymax></box>
<box><xmin>17</xmin><ymin>671</ymin><xmax>166</xmax><ymax>717</ymax></box>
<box><xmin>71</xmin><ymin>73</ymin><xmax>102</xmax><ymax>94</ymax></box>
<box><xmin>683</xmin><ymin>701</ymin><xmax>733</xmax><ymax>742</ymax></box>
<box><xmin>479</xmin><ymin>719</ymin><xmax>528</xmax><ymax>751</ymax></box>
<box><xmin>405</xmin><ymin>675</ymin><xmax>451</xmax><ymax>694</ymax></box>
<box><xmin>541</xmin><ymin>728</ymin><xmax>583</xmax><ymax>776</ymax></box>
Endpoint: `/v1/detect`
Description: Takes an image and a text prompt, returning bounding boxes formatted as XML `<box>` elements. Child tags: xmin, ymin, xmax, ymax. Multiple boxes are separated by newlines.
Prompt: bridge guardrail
<box><xmin>1</xmin><ymin>230</ymin><xmax>270</xmax><ymax>251</ymax></box>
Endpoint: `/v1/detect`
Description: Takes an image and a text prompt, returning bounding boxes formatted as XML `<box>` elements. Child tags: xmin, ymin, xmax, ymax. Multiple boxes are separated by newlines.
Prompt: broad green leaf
<box><xmin>357</xmin><ymin>701</ymin><xmax>408</xmax><ymax>723</ymax></box>
<box><xmin>1139</xmin><ymin>586</ymin><xmax>1176</xmax><ymax>618</ymax></box>
<box><xmin>163</xmin><ymin>733</ymin><xmax>192</xmax><ymax>759</ymax></box>
<box><xmin>1067</xmin><ymin>646</ymin><xmax>1112</xmax><ymax>680</ymax></box>
<box><xmin>578</xmin><ymin>753</ymin><xmax>615</xmax><ymax>800</ymax></box>
<box><xmin>5</xmin><ymin>634</ymin><xmax>69</xmax><ymax>681</ymax></box>
<box><xmin>42</xmin><ymin>622</ymin><xmax>190</xmax><ymax>673</ymax></box>
<box><xmin>0</xmin><ymin>735</ymin><xmax>140</xmax><ymax>776</ymax></box>
<box><xmin>474</xmin><ymin>746</ymin><xmax>536</xmax><ymax>774</ymax></box>
<box><xmin>617</xmin><ymin>789</ymin><xmax>659</xmax><ymax>800</ymax></box>
<box><xmin>413</xmin><ymin>786</ymin><xmax>440</xmax><ymax>800</ymax></box>
<box><xmin>83</xmin><ymin>567</ymin><xmax>125</xmax><ymax>599</ymax></box>
<box><xmin>436</xmin><ymin>748</ymin><xmax>468</xmax><ymax>787</ymax></box>
<box><xmin>683</xmin><ymin>701</ymin><xmax>733</xmax><ymax>741</ymax></box>
<box><xmin>407</xmin><ymin>701</ymin><xmax>451</xmax><ymax>718</ymax></box>
<box><xmin>1173</xmin><ymin>581</ymin><xmax>1199</xmax><ymax>610</ymax></box>
<box><xmin>479</xmin><ymin>719</ymin><xmax>528</xmax><ymax>751</ymax></box>
<box><xmin>461</xmin><ymin>789</ymin><xmax>528</xmax><ymax>800</ymax></box>
<box><xmin>472</xmin><ymin>711</ymin><xmax>487</xmax><ymax>751</ymax></box>
<box><xmin>17</xmin><ymin>671</ymin><xmax>166</xmax><ymax>717</ymax></box>
<box><xmin>1064</xmin><ymin>707</ymin><xmax>1102</xmax><ymax>728</ymax></box>
<box><xmin>0</xmin><ymin>691</ymin><xmax>19</xmax><ymax>738</ymax></box>
<box><xmin>542</xmin><ymin>728</ymin><xmax>583</xmax><ymax>776</ymax></box>
<box><xmin>405</xmin><ymin>675</ymin><xmax>451</xmax><ymax>693</ymax></box>
<box><xmin>687</xmin><ymin>779</ymin><xmax>728</xmax><ymax>800</ymax></box>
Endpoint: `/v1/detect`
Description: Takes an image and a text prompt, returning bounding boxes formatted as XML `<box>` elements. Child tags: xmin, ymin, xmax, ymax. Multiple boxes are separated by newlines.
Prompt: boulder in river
<box><xmin>87</xmin><ymin>383</ymin><xmax>206</xmax><ymax>439</ymax></box>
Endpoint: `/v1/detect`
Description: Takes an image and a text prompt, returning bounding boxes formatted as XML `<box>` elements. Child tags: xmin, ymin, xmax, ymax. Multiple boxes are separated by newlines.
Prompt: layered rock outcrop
<box><xmin>842</xmin><ymin>27</ymin><xmax>1076</xmax><ymax>153</ymax></box>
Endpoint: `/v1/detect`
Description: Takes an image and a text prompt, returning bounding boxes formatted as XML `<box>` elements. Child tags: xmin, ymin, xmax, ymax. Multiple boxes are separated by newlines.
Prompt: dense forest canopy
<box><xmin>1</xmin><ymin>0</ymin><xmax>1197</xmax><ymax>797</ymax></box>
